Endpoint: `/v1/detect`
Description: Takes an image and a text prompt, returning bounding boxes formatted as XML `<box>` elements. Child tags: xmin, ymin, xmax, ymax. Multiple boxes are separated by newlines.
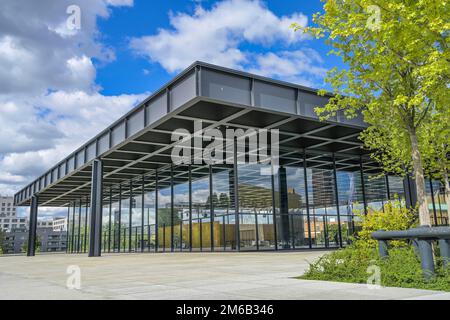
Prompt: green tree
<box><xmin>0</xmin><ymin>230</ymin><xmax>5</xmax><ymax>254</ymax></box>
<box><xmin>157</xmin><ymin>208</ymin><xmax>181</xmax><ymax>226</ymax></box>
<box><xmin>293</xmin><ymin>0</ymin><xmax>449</xmax><ymax>226</ymax></box>
<box><xmin>420</xmin><ymin>111</ymin><xmax>450</xmax><ymax>211</ymax></box>
<box><xmin>21</xmin><ymin>235</ymin><xmax>41</xmax><ymax>253</ymax></box>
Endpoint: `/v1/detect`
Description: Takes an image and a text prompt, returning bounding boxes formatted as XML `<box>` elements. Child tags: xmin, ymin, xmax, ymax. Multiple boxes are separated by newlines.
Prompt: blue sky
<box><xmin>0</xmin><ymin>0</ymin><xmax>347</xmax><ymax>218</ymax></box>
<box><xmin>94</xmin><ymin>0</ymin><xmax>342</xmax><ymax>95</ymax></box>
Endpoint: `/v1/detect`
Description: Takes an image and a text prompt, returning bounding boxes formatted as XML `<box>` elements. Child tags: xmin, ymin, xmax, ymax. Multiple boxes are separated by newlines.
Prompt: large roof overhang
<box><xmin>14</xmin><ymin>61</ymin><xmax>378</xmax><ymax>207</ymax></box>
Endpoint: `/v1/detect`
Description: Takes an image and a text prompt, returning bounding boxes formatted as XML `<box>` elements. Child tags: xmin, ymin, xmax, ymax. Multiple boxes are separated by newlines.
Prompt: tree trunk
<box><xmin>444</xmin><ymin>171</ymin><xmax>450</xmax><ymax>219</ymax></box>
<box><xmin>408</xmin><ymin>126</ymin><xmax>431</xmax><ymax>226</ymax></box>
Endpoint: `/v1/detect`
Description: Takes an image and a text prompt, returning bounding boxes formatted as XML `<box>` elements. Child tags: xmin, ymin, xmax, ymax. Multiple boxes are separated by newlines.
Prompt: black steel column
<box><xmin>209</xmin><ymin>165</ymin><xmax>214</xmax><ymax>251</ymax></box>
<box><xmin>403</xmin><ymin>173</ymin><xmax>418</xmax><ymax>209</ymax></box>
<box><xmin>66</xmin><ymin>205</ymin><xmax>70</xmax><ymax>253</ymax></box>
<box><xmin>27</xmin><ymin>195</ymin><xmax>39</xmax><ymax>257</ymax></box>
<box><xmin>84</xmin><ymin>196</ymin><xmax>88</xmax><ymax>253</ymax></box>
<box><xmin>303</xmin><ymin>150</ymin><xmax>312</xmax><ymax>249</ymax></box>
<box><xmin>155</xmin><ymin>169</ymin><xmax>159</xmax><ymax>252</ymax></box>
<box><xmin>385</xmin><ymin>174</ymin><xmax>391</xmax><ymax>200</ymax></box>
<box><xmin>188</xmin><ymin>165</ymin><xmax>193</xmax><ymax>252</ymax></box>
<box><xmin>108</xmin><ymin>187</ymin><xmax>112</xmax><ymax>253</ymax></box>
<box><xmin>89</xmin><ymin>159</ymin><xmax>103</xmax><ymax>257</ymax></box>
<box><xmin>129</xmin><ymin>180</ymin><xmax>133</xmax><ymax>252</ymax></box>
<box><xmin>359</xmin><ymin>156</ymin><xmax>368</xmax><ymax>215</ymax></box>
<box><xmin>278</xmin><ymin>167</ymin><xmax>290</xmax><ymax>249</ymax></box>
<box><xmin>430</xmin><ymin>180</ymin><xmax>438</xmax><ymax>226</ymax></box>
<box><xmin>141</xmin><ymin>175</ymin><xmax>145</xmax><ymax>252</ymax></box>
<box><xmin>71</xmin><ymin>201</ymin><xmax>75</xmax><ymax>253</ymax></box>
<box><xmin>233</xmin><ymin>139</ymin><xmax>240</xmax><ymax>251</ymax></box>
<box><xmin>332</xmin><ymin>154</ymin><xmax>343</xmax><ymax>248</ymax></box>
<box><xmin>77</xmin><ymin>199</ymin><xmax>82</xmax><ymax>253</ymax></box>
<box><xmin>118</xmin><ymin>184</ymin><xmax>122</xmax><ymax>253</ymax></box>
<box><xmin>170</xmin><ymin>165</ymin><xmax>174</xmax><ymax>252</ymax></box>
<box><xmin>271</xmin><ymin>163</ymin><xmax>278</xmax><ymax>250</ymax></box>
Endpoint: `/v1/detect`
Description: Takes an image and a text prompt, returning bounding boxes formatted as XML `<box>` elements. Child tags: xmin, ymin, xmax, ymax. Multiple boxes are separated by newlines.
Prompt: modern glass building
<box><xmin>14</xmin><ymin>62</ymin><xmax>448</xmax><ymax>256</ymax></box>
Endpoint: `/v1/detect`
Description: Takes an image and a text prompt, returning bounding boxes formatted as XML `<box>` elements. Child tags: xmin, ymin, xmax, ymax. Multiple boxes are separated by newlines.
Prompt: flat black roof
<box><xmin>14</xmin><ymin>61</ymin><xmax>375</xmax><ymax>207</ymax></box>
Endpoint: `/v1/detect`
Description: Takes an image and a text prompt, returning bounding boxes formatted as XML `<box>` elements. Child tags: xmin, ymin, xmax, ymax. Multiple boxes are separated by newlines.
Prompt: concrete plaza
<box><xmin>0</xmin><ymin>251</ymin><xmax>449</xmax><ymax>300</ymax></box>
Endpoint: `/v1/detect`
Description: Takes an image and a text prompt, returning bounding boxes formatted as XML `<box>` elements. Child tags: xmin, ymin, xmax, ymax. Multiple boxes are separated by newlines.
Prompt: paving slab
<box><xmin>0</xmin><ymin>252</ymin><xmax>449</xmax><ymax>300</ymax></box>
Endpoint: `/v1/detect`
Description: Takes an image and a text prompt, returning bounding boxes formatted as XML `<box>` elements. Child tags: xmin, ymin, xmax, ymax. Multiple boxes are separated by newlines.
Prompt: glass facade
<box><xmin>66</xmin><ymin>156</ymin><xmax>449</xmax><ymax>254</ymax></box>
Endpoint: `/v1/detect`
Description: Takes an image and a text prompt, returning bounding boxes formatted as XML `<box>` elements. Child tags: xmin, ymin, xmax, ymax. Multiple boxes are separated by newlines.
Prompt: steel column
<box><xmin>71</xmin><ymin>201</ymin><xmax>75</xmax><ymax>253</ymax></box>
<box><xmin>88</xmin><ymin>159</ymin><xmax>103</xmax><ymax>257</ymax></box>
<box><xmin>141</xmin><ymin>175</ymin><xmax>145</xmax><ymax>252</ymax></box>
<box><xmin>155</xmin><ymin>169</ymin><xmax>159</xmax><ymax>252</ymax></box>
<box><xmin>430</xmin><ymin>180</ymin><xmax>438</xmax><ymax>226</ymax></box>
<box><xmin>332</xmin><ymin>153</ymin><xmax>344</xmax><ymax>248</ymax></box>
<box><xmin>385</xmin><ymin>174</ymin><xmax>391</xmax><ymax>200</ymax></box>
<box><xmin>170</xmin><ymin>165</ymin><xmax>174</xmax><ymax>252</ymax></box>
<box><xmin>188</xmin><ymin>165</ymin><xmax>193</xmax><ymax>252</ymax></box>
<box><xmin>27</xmin><ymin>195</ymin><xmax>39</xmax><ymax>257</ymax></box>
<box><xmin>209</xmin><ymin>165</ymin><xmax>214</xmax><ymax>251</ymax></box>
<box><xmin>108</xmin><ymin>187</ymin><xmax>112</xmax><ymax>253</ymax></box>
<box><xmin>303</xmin><ymin>150</ymin><xmax>312</xmax><ymax>249</ymax></box>
<box><xmin>233</xmin><ymin>139</ymin><xmax>240</xmax><ymax>251</ymax></box>
<box><xmin>65</xmin><ymin>205</ymin><xmax>70</xmax><ymax>253</ymax></box>
<box><xmin>118</xmin><ymin>184</ymin><xmax>122</xmax><ymax>253</ymax></box>
<box><xmin>77</xmin><ymin>199</ymin><xmax>82</xmax><ymax>252</ymax></box>
<box><xmin>271</xmin><ymin>162</ymin><xmax>278</xmax><ymax>251</ymax></box>
<box><xmin>129</xmin><ymin>180</ymin><xmax>133</xmax><ymax>252</ymax></box>
<box><xmin>360</xmin><ymin>156</ymin><xmax>368</xmax><ymax>215</ymax></box>
<box><xmin>84</xmin><ymin>196</ymin><xmax>88</xmax><ymax>253</ymax></box>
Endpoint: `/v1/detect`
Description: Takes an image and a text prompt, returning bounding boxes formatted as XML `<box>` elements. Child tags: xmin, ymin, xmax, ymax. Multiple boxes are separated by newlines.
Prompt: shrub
<box><xmin>353</xmin><ymin>200</ymin><xmax>417</xmax><ymax>248</ymax></box>
<box><xmin>301</xmin><ymin>245</ymin><xmax>450</xmax><ymax>291</ymax></box>
<box><xmin>300</xmin><ymin>201</ymin><xmax>450</xmax><ymax>291</ymax></box>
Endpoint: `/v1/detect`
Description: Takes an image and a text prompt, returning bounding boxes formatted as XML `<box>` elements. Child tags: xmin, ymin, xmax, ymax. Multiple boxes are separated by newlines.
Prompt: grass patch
<box><xmin>299</xmin><ymin>201</ymin><xmax>450</xmax><ymax>292</ymax></box>
<box><xmin>299</xmin><ymin>245</ymin><xmax>450</xmax><ymax>292</ymax></box>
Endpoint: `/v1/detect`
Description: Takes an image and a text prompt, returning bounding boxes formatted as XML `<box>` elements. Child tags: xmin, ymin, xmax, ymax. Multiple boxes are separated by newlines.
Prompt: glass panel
<box><xmin>143</xmin><ymin>177</ymin><xmax>156</xmax><ymax>251</ymax></box>
<box><xmin>173</xmin><ymin>165</ymin><xmax>190</xmax><ymax>251</ymax></box>
<box><xmin>238</xmin><ymin>163</ymin><xmax>275</xmax><ymax>251</ymax></box>
<box><xmin>121</xmin><ymin>184</ymin><xmax>131</xmax><ymax>252</ymax></box>
<box><xmin>191</xmin><ymin>165</ymin><xmax>210</xmax><ymax>251</ymax></box>
<box><xmin>364</xmin><ymin>174</ymin><xmax>388</xmax><ymax>212</ymax></box>
<box><xmin>212</xmin><ymin>165</ymin><xmax>236</xmax><ymax>251</ymax></box>
<box><xmin>157</xmin><ymin>167</ymin><xmax>172</xmax><ymax>252</ymax></box>
<box><xmin>307</xmin><ymin>168</ymin><xmax>339</xmax><ymax>248</ymax></box>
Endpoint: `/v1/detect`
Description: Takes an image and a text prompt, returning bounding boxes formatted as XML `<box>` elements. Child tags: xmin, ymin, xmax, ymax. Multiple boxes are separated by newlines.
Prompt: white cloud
<box><xmin>130</xmin><ymin>0</ymin><xmax>310</xmax><ymax>73</ymax></box>
<box><xmin>0</xmin><ymin>91</ymin><xmax>146</xmax><ymax>195</ymax></box>
<box><xmin>247</xmin><ymin>50</ymin><xmax>328</xmax><ymax>87</ymax></box>
<box><xmin>0</xmin><ymin>0</ymin><xmax>142</xmax><ymax>199</ymax></box>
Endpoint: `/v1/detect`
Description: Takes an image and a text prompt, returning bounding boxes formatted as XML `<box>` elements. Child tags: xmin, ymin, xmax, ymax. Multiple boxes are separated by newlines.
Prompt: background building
<box><xmin>0</xmin><ymin>196</ymin><xmax>27</xmax><ymax>232</ymax></box>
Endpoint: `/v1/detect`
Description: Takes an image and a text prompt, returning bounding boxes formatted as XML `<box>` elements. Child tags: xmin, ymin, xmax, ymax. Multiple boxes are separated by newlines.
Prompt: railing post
<box><xmin>378</xmin><ymin>240</ymin><xmax>389</xmax><ymax>258</ymax></box>
<box><xmin>417</xmin><ymin>239</ymin><xmax>435</xmax><ymax>280</ymax></box>
<box><xmin>439</xmin><ymin>239</ymin><xmax>450</xmax><ymax>267</ymax></box>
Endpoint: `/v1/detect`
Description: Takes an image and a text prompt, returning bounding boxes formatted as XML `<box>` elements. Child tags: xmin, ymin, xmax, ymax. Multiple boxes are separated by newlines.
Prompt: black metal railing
<box><xmin>372</xmin><ymin>226</ymin><xmax>450</xmax><ymax>279</ymax></box>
